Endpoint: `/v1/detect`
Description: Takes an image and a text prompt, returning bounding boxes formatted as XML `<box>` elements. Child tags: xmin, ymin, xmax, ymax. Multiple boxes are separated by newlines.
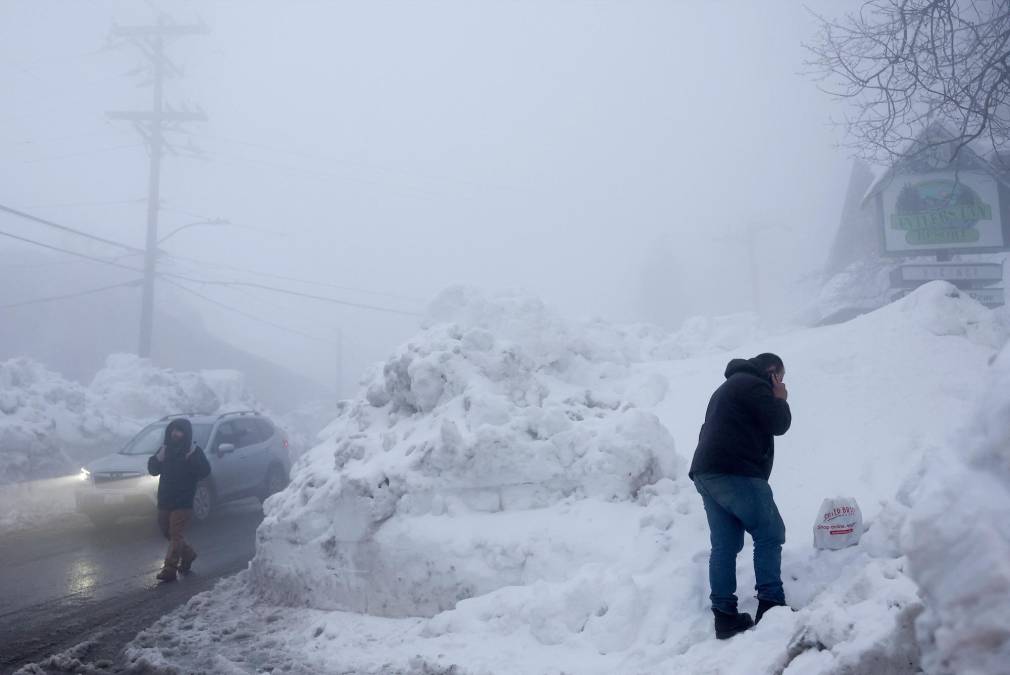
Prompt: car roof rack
<box><xmin>159</xmin><ymin>412</ymin><xmax>214</xmax><ymax>421</ymax></box>
<box><xmin>216</xmin><ymin>410</ymin><xmax>260</xmax><ymax>420</ymax></box>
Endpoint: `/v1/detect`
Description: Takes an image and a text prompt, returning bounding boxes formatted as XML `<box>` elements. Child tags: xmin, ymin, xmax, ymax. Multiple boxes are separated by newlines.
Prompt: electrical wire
<box><xmin>159</xmin><ymin>276</ymin><xmax>335</xmax><ymax>343</ymax></box>
<box><xmin>187</xmin><ymin>130</ymin><xmax>531</xmax><ymax>195</ymax></box>
<box><xmin>160</xmin><ymin>270</ymin><xmax>423</xmax><ymax>316</ymax></box>
<box><xmin>0</xmin><ymin>208</ymin><xmax>421</xmax><ymax>316</ymax></box>
<box><xmin>160</xmin><ymin>250</ymin><xmax>425</xmax><ymax>304</ymax></box>
<box><xmin>21</xmin><ymin>142</ymin><xmax>145</xmax><ymax>164</ymax></box>
<box><xmin>0</xmin><ymin>202</ymin><xmax>143</xmax><ymax>253</ymax></box>
<box><xmin>20</xmin><ymin>197</ymin><xmax>145</xmax><ymax>210</ymax></box>
<box><xmin>0</xmin><ymin>279</ymin><xmax>142</xmax><ymax>309</ymax></box>
<box><xmin>0</xmin><ymin>229</ymin><xmax>144</xmax><ymax>273</ymax></box>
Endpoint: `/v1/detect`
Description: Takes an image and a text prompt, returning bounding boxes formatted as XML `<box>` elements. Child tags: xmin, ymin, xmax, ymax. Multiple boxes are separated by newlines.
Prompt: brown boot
<box><xmin>179</xmin><ymin>549</ymin><xmax>197</xmax><ymax>574</ymax></box>
<box><xmin>156</xmin><ymin>564</ymin><xmax>177</xmax><ymax>582</ymax></box>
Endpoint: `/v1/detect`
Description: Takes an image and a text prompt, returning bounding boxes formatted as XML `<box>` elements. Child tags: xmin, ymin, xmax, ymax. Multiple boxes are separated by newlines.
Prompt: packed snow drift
<box><xmin>0</xmin><ymin>354</ymin><xmax>319</xmax><ymax>534</ymax></box>
<box><xmin>0</xmin><ymin>353</ymin><xmax>261</xmax><ymax>485</ymax></box>
<box><xmin>124</xmin><ymin>283</ymin><xmax>1009</xmax><ymax>674</ymax></box>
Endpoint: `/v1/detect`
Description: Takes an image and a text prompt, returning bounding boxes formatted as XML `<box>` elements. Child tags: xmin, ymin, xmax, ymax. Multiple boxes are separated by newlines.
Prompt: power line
<box><xmin>0</xmin><ymin>129</ymin><xmax>125</xmax><ymax>148</ymax></box>
<box><xmin>0</xmin><ymin>202</ymin><xmax>143</xmax><ymax>253</ymax></box>
<box><xmin>160</xmin><ymin>251</ymin><xmax>425</xmax><ymax>303</ymax></box>
<box><xmin>160</xmin><ymin>276</ymin><xmax>334</xmax><ymax>343</ymax></box>
<box><xmin>0</xmin><ymin>207</ymin><xmax>422</xmax><ymax>314</ymax></box>
<box><xmin>206</xmin><ymin>152</ymin><xmax>451</xmax><ymax>203</ymax></box>
<box><xmin>0</xmin><ymin>279</ymin><xmax>142</xmax><ymax>309</ymax></box>
<box><xmin>107</xmin><ymin>15</ymin><xmax>210</xmax><ymax>358</ymax></box>
<box><xmin>160</xmin><ymin>271</ymin><xmax>423</xmax><ymax>316</ymax></box>
<box><xmin>187</xmin><ymin>130</ymin><xmax>532</xmax><ymax>196</ymax></box>
<box><xmin>0</xmin><ymin>229</ymin><xmax>145</xmax><ymax>274</ymax></box>
<box><xmin>20</xmin><ymin>197</ymin><xmax>145</xmax><ymax>210</ymax></box>
<box><xmin>0</xmin><ymin>250</ymin><xmax>141</xmax><ymax>271</ymax></box>
<box><xmin>21</xmin><ymin>142</ymin><xmax>145</xmax><ymax>164</ymax></box>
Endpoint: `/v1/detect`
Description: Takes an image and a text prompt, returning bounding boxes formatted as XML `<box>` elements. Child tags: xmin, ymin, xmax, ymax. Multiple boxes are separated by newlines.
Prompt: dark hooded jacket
<box><xmin>689</xmin><ymin>358</ymin><xmax>792</xmax><ymax>481</ymax></box>
<box><xmin>147</xmin><ymin>418</ymin><xmax>212</xmax><ymax>510</ymax></box>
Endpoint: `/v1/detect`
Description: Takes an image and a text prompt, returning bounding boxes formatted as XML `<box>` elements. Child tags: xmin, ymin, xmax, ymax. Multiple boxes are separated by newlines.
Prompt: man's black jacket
<box><xmin>147</xmin><ymin>418</ymin><xmax>212</xmax><ymax>511</ymax></box>
<box><xmin>689</xmin><ymin>358</ymin><xmax>792</xmax><ymax>481</ymax></box>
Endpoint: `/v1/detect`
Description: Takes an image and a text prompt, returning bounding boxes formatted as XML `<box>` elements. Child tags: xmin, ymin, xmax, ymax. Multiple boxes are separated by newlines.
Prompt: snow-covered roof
<box><xmin>861</xmin><ymin>122</ymin><xmax>1010</xmax><ymax>205</ymax></box>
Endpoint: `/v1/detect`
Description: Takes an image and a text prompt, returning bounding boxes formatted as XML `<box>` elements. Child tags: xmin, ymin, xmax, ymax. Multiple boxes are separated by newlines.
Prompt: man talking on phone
<box><xmin>147</xmin><ymin>417</ymin><xmax>211</xmax><ymax>582</ymax></box>
<box><xmin>689</xmin><ymin>353</ymin><xmax>792</xmax><ymax>640</ymax></box>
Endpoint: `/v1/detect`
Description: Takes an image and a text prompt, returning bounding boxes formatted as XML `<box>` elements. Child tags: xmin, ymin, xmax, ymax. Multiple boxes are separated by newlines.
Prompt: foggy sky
<box><xmin>1</xmin><ymin>0</ymin><xmax>856</xmax><ymax>394</ymax></box>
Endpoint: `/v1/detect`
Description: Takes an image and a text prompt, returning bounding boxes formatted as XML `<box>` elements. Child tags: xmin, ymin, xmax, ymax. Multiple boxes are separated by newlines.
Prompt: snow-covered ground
<box><xmin>108</xmin><ymin>282</ymin><xmax>1009</xmax><ymax>673</ymax></box>
<box><xmin>0</xmin><ymin>354</ymin><xmax>324</xmax><ymax>534</ymax></box>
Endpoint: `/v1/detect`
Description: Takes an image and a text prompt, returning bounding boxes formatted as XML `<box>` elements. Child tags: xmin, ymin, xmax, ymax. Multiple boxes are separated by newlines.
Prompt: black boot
<box><xmin>755</xmin><ymin>599</ymin><xmax>787</xmax><ymax>624</ymax></box>
<box><xmin>713</xmin><ymin>609</ymin><xmax>754</xmax><ymax>640</ymax></box>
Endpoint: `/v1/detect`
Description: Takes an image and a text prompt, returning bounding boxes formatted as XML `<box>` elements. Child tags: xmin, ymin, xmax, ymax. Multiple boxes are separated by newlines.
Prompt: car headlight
<box><xmin>78</xmin><ymin>467</ymin><xmax>91</xmax><ymax>482</ymax></box>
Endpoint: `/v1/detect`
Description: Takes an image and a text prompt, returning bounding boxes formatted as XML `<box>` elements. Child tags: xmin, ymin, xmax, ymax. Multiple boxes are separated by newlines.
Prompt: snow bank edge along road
<box><xmin>125</xmin><ymin>282</ymin><xmax>1010</xmax><ymax>675</ymax></box>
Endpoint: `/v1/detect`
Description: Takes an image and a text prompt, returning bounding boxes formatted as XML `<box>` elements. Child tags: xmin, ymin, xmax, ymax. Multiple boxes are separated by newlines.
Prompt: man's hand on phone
<box><xmin>156</xmin><ymin>446</ymin><xmax>166</xmax><ymax>462</ymax></box>
<box><xmin>771</xmin><ymin>373</ymin><xmax>788</xmax><ymax>401</ymax></box>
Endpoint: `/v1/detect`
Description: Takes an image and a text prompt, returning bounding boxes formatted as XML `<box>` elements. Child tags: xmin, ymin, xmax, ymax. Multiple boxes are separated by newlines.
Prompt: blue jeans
<box><xmin>694</xmin><ymin>473</ymin><xmax>786</xmax><ymax>615</ymax></box>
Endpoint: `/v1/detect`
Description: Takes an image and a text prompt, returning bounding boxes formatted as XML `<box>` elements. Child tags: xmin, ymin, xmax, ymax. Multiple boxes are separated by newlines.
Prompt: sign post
<box><xmin>889</xmin><ymin>262</ymin><xmax>1003</xmax><ymax>288</ymax></box>
<box><xmin>880</xmin><ymin>171</ymin><xmax>1008</xmax><ymax>257</ymax></box>
<box><xmin>875</xmin><ymin>168</ymin><xmax>1008</xmax><ymax>308</ymax></box>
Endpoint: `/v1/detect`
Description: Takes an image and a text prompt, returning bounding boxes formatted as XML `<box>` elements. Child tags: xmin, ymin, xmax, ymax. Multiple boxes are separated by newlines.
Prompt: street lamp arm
<box><xmin>157</xmin><ymin>218</ymin><xmax>230</xmax><ymax>245</ymax></box>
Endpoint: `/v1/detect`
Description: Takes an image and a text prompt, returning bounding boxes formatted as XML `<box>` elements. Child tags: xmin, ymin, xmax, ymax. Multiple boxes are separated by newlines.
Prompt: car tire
<box><xmin>192</xmin><ymin>481</ymin><xmax>214</xmax><ymax>522</ymax></box>
<box><xmin>259</xmin><ymin>464</ymin><xmax>288</xmax><ymax>502</ymax></box>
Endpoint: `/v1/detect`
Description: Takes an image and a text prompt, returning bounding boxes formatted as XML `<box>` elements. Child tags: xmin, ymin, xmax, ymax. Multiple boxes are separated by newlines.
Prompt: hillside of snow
<box><xmin>124</xmin><ymin>283</ymin><xmax>1009</xmax><ymax>675</ymax></box>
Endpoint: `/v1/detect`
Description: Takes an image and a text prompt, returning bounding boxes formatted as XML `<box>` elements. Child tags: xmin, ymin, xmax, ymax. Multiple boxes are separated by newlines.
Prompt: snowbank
<box><xmin>0</xmin><ymin>354</ymin><xmax>277</xmax><ymax>532</ymax></box>
<box><xmin>125</xmin><ymin>282</ymin><xmax>1008</xmax><ymax>674</ymax></box>
<box><xmin>0</xmin><ymin>354</ymin><xmax>262</xmax><ymax>486</ymax></box>
<box><xmin>900</xmin><ymin>340</ymin><xmax>1010</xmax><ymax>675</ymax></box>
<box><xmin>1</xmin><ymin>358</ymin><xmax>92</xmax><ymax>484</ymax></box>
<box><xmin>250</xmin><ymin>287</ymin><xmax>682</xmax><ymax>616</ymax></box>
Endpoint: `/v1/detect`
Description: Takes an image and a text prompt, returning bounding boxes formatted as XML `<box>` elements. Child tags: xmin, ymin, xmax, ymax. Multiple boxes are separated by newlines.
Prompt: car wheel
<box><xmin>192</xmin><ymin>481</ymin><xmax>214</xmax><ymax>522</ymax></box>
<box><xmin>260</xmin><ymin>464</ymin><xmax>288</xmax><ymax>502</ymax></box>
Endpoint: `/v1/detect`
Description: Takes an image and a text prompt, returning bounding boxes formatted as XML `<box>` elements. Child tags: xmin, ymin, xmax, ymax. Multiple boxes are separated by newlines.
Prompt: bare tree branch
<box><xmin>807</xmin><ymin>0</ymin><xmax>1010</xmax><ymax>164</ymax></box>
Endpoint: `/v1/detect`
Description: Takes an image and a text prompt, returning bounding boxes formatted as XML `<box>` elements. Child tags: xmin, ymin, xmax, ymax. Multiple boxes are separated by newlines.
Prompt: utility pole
<box><xmin>336</xmin><ymin>326</ymin><xmax>344</xmax><ymax>399</ymax></box>
<box><xmin>744</xmin><ymin>224</ymin><xmax>761</xmax><ymax>314</ymax></box>
<box><xmin>741</xmin><ymin>221</ymin><xmax>788</xmax><ymax>318</ymax></box>
<box><xmin>714</xmin><ymin>220</ymin><xmax>790</xmax><ymax>318</ymax></box>
<box><xmin>107</xmin><ymin>15</ymin><xmax>208</xmax><ymax>358</ymax></box>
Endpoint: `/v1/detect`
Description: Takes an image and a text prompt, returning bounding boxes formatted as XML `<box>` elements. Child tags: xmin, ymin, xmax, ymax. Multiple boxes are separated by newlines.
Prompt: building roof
<box><xmin>861</xmin><ymin>123</ymin><xmax>1010</xmax><ymax>205</ymax></box>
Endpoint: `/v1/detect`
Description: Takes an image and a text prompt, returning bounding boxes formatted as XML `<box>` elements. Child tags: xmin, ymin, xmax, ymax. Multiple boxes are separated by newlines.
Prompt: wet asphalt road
<box><xmin>0</xmin><ymin>501</ymin><xmax>263</xmax><ymax>674</ymax></box>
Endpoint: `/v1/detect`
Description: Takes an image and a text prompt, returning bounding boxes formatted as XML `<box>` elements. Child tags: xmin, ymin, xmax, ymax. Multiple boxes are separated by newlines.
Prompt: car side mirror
<box><xmin>217</xmin><ymin>443</ymin><xmax>236</xmax><ymax>455</ymax></box>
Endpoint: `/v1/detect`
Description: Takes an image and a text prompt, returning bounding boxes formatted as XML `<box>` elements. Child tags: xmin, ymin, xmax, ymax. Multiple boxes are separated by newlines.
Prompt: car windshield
<box><xmin>119</xmin><ymin>422</ymin><xmax>213</xmax><ymax>455</ymax></box>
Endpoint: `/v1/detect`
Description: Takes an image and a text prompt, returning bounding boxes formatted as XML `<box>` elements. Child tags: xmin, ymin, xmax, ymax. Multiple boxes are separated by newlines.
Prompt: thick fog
<box><xmin>1</xmin><ymin>0</ymin><xmax>854</xmax><ymax>399</ymax></box>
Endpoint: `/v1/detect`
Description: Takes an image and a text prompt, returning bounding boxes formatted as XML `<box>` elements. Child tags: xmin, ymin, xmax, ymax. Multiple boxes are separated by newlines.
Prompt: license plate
<box><xmin>104</xmin><ymin>493</ymin><xmax>125</xmax><ymax>505</ymax></box>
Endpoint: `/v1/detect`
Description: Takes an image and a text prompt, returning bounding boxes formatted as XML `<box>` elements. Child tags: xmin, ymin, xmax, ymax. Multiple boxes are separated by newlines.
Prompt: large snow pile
<box><xmin>900</xmin><ymin>340</ymin><xmax>1010</xmax><ymax>675</ymax></box>
<box><xmin>89</xmin><ymin>354</ymin><xmax>253</xmax><ymax>425</ymax></box>
<box><xmin>0</xmin><ymin>354</ymin><xmax>259</xmax><ymax>486</ymax></box>
<box><xmin>0</xmin><ymin>358</ymin><xmax>84</xmax><ymax>485</ymax></box>
<box><xmin>808</xmin><ymin>252</ymin><xmax>1010</xmax><ymax>327</ymax></box>
<box><xmin>250</xmin><ymin>286</ymin><xmax>682</xmax><ymax>616</ymax></box>
<box><xmin>125</xmin><ymin>282</ymin><xmax>1009</xmax><ymax>674</ymax></box>
<box><xmin>580</xmin><ymin>310</ymin><xmax>767</xmax><ymax>364</ymax></box>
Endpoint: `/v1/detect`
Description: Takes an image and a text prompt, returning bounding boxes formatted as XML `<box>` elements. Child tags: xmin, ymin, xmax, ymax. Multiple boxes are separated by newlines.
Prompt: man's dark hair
<box><xmin>750</xmin><ymin>353</ymin><xmax>784</xmax><ymax>373</ymax></box>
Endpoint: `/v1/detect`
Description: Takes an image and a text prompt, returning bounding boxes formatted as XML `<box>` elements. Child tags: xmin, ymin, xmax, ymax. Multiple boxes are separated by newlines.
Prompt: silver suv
<box><xmin>75</xmin><ymin>411</ymin><xmax>290</xmax><ymax>527</ymax></box>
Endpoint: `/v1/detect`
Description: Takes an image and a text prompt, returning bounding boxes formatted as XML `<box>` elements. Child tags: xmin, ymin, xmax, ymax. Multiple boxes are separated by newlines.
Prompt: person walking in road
<box><xmin>689</xmin><ymin>353</ymin><xmax>792</xmax><ymax>639</ymax></box>
<box><xmin>147</xmin><ymin>417</ymin><xmax>211</xmax><ymax>582</ymax></box>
